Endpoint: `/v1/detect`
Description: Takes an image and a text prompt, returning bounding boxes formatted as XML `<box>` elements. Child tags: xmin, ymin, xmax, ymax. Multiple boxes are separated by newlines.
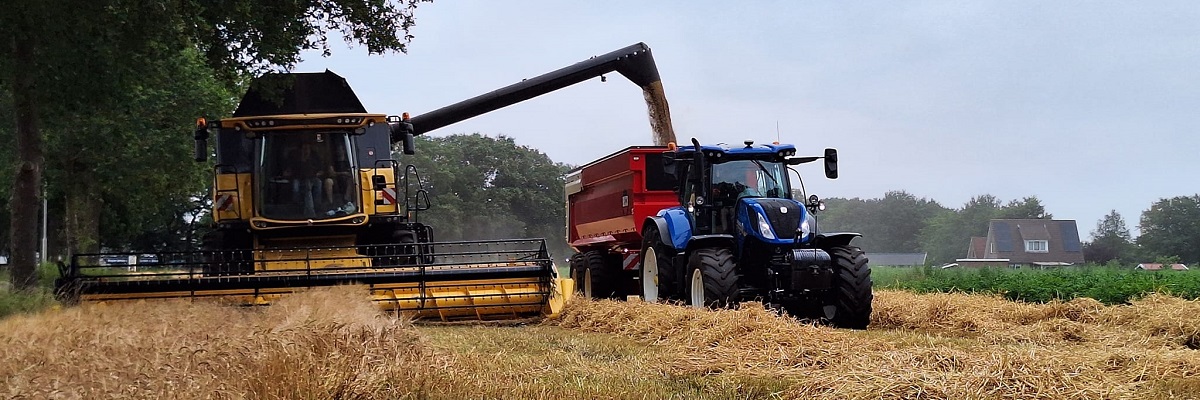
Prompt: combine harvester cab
<box><xmin>57</xmin><ymin>42</ymin><xmax>676</xmax><ymax>321</ymax></box>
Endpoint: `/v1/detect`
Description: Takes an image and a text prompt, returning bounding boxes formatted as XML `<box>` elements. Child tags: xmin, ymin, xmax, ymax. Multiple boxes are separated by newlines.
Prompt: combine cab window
<box><xmin>216</xmin><ymin>130</ymin><xmax>253</xmax><ymax>173</ymax></box>
<box><xmin>257</xmin><ymin>131</ymin><xmax>361</xmax><ymax>220</ymax></box>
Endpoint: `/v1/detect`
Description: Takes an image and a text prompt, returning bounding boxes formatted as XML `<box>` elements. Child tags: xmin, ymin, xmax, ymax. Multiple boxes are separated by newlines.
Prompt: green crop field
<box><xmin>872</xmin><ymin>265</ymin><xmax>1200</xmax><ymax>304</ymax></box>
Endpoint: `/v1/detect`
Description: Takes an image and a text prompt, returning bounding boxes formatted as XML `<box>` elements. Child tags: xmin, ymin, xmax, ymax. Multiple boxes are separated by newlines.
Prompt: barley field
<box><xmin>2</xmin><ymin>287</ymin><xmax>1198</xmax><ymax>399</ymax></box>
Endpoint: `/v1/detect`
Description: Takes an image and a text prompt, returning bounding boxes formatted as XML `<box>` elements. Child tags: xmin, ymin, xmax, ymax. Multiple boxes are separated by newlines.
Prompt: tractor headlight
<box><xmin>798</xmin><ymin>211</ymin><xmax>815</xmax><ymax>241</ymax></box>
<box><xmin>756</xmin><ymin>210</ymin><xmax>776</xmax><ymax>240</ymax></box>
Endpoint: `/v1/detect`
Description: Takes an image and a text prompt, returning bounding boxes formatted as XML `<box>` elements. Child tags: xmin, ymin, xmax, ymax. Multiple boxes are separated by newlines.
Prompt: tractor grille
<box><xmin>755</xmin><ymin>198</ymin><xmax>801</xmax><ymax>239</ymax></box>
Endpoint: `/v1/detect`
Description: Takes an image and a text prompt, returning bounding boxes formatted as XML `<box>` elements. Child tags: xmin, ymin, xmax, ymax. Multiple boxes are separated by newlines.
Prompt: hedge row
<box><xmin>872</xmin><ymin>266</ymin><xmax>1200</xmax><ymax>304</ymax></box>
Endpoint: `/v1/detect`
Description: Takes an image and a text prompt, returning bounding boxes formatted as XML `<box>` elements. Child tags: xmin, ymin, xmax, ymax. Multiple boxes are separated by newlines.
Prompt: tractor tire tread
<box><xmin>828</xmin><ymin>246</ymin><xmax>872</xmax><ymax>329</ymax></box>
<box><xmin>692</xmin><ymin>247</ymin><xmax>740</xmax><ymax>308</ymax></box>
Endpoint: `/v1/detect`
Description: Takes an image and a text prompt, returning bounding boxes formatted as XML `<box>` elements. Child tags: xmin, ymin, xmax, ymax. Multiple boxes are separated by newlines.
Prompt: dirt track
<box><xmin>2</xmin><ymin>288</ymin><xmax>1198</xmax><ymax>399</ymax></box>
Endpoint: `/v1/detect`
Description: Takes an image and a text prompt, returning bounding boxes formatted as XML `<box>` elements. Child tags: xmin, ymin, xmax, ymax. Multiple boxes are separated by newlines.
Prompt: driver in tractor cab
<box><xmin>712</xmin><ymin>163</ymin><xmax>761</xmax><ymax>203</ymax></box>
<box><xmin>711</xmin><ymin>163</ymin><xmax>760</xmax><ymax>233</ymax></box>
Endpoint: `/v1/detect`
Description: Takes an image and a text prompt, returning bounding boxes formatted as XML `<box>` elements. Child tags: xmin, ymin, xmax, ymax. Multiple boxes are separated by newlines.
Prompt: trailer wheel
<box><xmin>569</xmin><ymin>253</ymin><xmax>585</xmax><ymax>294</ymax></box>
<box><xmin>582</xmin><ymin>250</ymin><xmax>618</xmax><ymax>299</ymax></box>
<box><xmin>823</xmin><ymin>246</ymin><xmax>872</xmax><ymax>329</ymax></box>
<box><xmin>685</xmin><ymin>247</ymin><xmax>739</xmax><ymax>308</ymax></box>
<box><xmin>639</xmin><ymin>227</ymin><xmax>677</xmax><ymax>302</ymax></box>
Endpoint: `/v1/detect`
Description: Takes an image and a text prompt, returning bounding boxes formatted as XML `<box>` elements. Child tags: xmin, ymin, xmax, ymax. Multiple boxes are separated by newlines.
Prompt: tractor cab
<box><xmin>667</xmin><ymin>140</ymin><xmax>831</xmax><ymax>244</ymax></box>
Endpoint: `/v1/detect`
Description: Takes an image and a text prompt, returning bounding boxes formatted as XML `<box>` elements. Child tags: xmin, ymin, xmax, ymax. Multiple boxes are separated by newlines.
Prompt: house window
<box><xmin>1025</xmin><ymin>240</ymin><xmax>1048</xmax><ymax>253</ymax></box>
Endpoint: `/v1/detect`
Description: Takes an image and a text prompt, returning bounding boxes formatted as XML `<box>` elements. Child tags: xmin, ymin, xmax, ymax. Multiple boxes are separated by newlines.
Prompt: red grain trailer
<box><xmin>565</xmin><ymin>146</ymin><xmax>679</xmax><ymax>298</ymax></box>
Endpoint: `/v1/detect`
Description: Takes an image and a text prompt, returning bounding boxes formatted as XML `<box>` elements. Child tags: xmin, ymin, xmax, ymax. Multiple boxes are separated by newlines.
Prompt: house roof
<box><xmin>985</xmin><ymin>219</ymin><xmax>1084</xmax><ymax>264</ymax></box>
<box><xmin>968</xmin><ymin>237</ymin><xmax>986</xmax><ymax>258</ymax></box>
<box><xmin>868</xmin><ymin>253</ymin><xmax>928</xmax><ymax>267</ymax></box>
<box><xmin>1136</xmin><ymin>263</ymin><xmax>1189</xmax><ymax>271</ymax></box>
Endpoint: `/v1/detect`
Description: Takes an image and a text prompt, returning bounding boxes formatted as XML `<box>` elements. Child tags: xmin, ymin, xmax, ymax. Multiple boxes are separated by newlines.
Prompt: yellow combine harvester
<box><xmin>54</xmin><ymin>43</ymin><xmax>675</xmax><ymax>321</ymax></box>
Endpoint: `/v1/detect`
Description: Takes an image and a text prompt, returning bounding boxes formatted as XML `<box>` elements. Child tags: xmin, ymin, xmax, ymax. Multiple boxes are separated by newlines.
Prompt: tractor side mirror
<box><xmin>193</xmin><ymin>119</ymin><xmax>208</xmax><ymax>162</ymax></box>
<box><xmin>824</xmin><ymin>148</ymin><xmax>838</xmax><ymax>179</ymax></box>
<box><xmin>371</xmin><ymin>175</ymin><xmax>387</xmax><ymax>190</ymax></box>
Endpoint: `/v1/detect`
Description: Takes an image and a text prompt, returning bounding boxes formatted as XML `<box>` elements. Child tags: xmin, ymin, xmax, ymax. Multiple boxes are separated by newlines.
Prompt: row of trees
<box><xmin>1086</xmin><ymin>196</ymin><xmax>1200</xmax><ymax>265</ymax></box>
<box><xmin>404</xmin><ymin>134</ymin><xmax>572</xmax><ymax>259</ymax></box>
<box><xmin>2</xmin><ymin>0</ymin><xmax>429</xmax><ymax>290</ymax></box>
<box><xmin>817</xmin><ymin>191</ymin><xmax>1200</xmax><ymax>265</ymax></box>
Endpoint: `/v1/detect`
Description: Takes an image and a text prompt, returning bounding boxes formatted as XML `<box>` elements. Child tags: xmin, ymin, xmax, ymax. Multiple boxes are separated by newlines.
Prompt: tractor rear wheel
<box><xmin>823</xmin><ymin>246</ymin><xmax>872</xmax><ymax>329</ymax></box>
<box><xmin>582</xmin><ymin>250</ymin><xmax>619</xmax><ymax>299</ymax></box>
<box><xmin>639</xmin><ymin>227</ymin><xmax>678</xmax><ymax>302</ymax></box>
<box><xmin>686</xmin><ymin>247</ymin><xmax>739</xmax><ymax>308</ymax></box>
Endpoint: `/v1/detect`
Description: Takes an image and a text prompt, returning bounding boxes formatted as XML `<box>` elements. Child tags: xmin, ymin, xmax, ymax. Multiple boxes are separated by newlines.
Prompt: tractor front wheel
<box><xmin>685</xmin><ymin>247</ymin><xmax>739</xmax><ymax>308</ymax></box>
<box><xmin>823</xmin><ymin>246</ymin><xmax>872</xmax><ymax>329</ymax></box>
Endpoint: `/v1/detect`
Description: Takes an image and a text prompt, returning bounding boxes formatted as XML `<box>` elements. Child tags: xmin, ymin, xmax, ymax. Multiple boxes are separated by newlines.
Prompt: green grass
<box><xmin>0</xmin><ymin>262</ymin><xmax>62</xmax><ymax>319</ymax></box>
<box><xmin>872</xmin><ymin>265</ymin><xmax>1200</xmax><ymax>304</ymax></box>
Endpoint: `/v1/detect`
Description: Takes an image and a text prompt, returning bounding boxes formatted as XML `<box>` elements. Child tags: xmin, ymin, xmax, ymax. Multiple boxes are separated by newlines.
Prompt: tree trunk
<box><xmin>8</xmin><ymin>33</ymin><xmax>44</xmax><ymax>290</ymax></box>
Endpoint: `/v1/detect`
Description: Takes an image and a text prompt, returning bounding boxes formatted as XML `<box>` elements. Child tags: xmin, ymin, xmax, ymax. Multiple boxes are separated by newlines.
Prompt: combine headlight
<box><xmin>756</xmin><ymin>210</ymin><xmax>776</xmax><ymax>240</ymax></box>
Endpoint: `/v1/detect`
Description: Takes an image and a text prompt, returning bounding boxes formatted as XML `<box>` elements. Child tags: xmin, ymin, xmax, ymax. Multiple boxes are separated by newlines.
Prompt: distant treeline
<box><xmin>817</xmin><ymin>191</ymin><xmax>1200</xmax><ymax>265</ymax></box>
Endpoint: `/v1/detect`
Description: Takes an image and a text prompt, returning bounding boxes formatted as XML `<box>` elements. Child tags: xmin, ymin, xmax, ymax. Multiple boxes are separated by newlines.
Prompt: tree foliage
<box><xmin>1</xmin><ymin>0</ymin><xmax>428</xmax><ymax>289</ymax></box>
<box><xmin>818</xmin><ymin>191</ymin><xmax>948</xmax><ymax>253</ymax></box>
<box><xmin>1084</xmin><ymin>210</ymin><xmax>1134</xmax><ymax>264</ymax></box>
<box><xmin>1138</xmin><ymin>195</ymin><xmax>1200</xmax><ymax>264</ymax></box>
<box><xmin>404</xmin><ymin>134</ymin><xmax>572</xmax><ymax>258</ymax></box>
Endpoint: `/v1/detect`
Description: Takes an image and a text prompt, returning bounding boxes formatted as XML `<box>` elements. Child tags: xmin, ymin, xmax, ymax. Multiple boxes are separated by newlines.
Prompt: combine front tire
<box><xmin>686</xmin><ymin>247</ymin><xmax>739</xmax><ymax>308</ymax></box>
<box><xmin>824</xmin><ymin>246</ymin><xmax>872</xmax><ymax>329</ymax></box>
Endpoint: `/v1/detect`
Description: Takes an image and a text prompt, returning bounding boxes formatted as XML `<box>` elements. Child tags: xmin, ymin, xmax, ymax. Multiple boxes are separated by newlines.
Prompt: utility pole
<box><xmin>40</xmin><ymin>186</ymin><xmax>47</xmax><ymax>264</ymax></box>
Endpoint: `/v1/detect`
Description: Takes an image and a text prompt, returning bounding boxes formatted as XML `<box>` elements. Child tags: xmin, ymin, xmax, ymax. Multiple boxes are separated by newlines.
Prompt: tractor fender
<box><xmin>812</xmin><ymin>232</ymin><xmax>862</xmax><ymax>249</ymax></box>
<box><xmin>686</xmin><ymin>234</ymin><xmax>736</xmax><ymax>252</ymax></box>
<box><xmin>644</xmin><ymin>217</ymin><xmax>674</xmax><ymax>249</ymax></box>
<box><xmin>652</xmin><ymin>208</ymin><xmax>693</xmax><ymax>250</ymax></box>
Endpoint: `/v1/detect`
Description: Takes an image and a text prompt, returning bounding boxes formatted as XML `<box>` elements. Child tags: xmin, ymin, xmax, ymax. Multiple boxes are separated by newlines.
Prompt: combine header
<box><xmin>55</xmin><ymin>43</ymin><xmax>676</xmax><ymax>321</ymax></box>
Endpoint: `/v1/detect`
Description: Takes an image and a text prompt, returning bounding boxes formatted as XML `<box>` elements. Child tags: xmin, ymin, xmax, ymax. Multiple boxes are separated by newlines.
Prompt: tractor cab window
<box><xmin>711</xmin><ymin>160</ymin><xmax>788</xmax><ymax>203</ymax></box>
<box><xmin>257</xmin><ymin>131</ymin><xmax>360</xmax><ymax>220</ymax></box>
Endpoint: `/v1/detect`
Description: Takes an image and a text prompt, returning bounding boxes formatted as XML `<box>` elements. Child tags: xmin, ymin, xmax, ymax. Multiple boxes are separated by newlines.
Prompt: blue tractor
<box><xmin>639</xmin><ymin>138</ymin><xmax>872</xmax><ymax>329</ymax></box>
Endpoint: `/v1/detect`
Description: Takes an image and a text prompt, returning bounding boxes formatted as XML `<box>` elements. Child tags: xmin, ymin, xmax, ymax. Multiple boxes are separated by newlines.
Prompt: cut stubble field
<box><xmin>2</xmin><ymin>286</ymin><xmax>1198</xmax><ymax>399</ymax></box>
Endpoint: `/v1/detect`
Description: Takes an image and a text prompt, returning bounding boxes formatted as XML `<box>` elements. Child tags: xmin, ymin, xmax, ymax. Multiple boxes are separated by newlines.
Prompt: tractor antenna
<box><xmin>775</xmin><ymin>121</ymin><xmax>781</xmax><ymax>143</ymax></box>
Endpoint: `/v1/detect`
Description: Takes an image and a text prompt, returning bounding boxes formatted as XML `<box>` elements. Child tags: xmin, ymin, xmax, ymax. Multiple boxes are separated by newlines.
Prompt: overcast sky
<box><xmin>296</xmin><ymin>1</ymin><xmax>1198</xmax><ymax>239</ymax></box>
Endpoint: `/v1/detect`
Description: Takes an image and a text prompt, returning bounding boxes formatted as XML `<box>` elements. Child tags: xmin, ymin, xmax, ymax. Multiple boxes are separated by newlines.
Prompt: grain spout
<box><xmin>641</xmin><ymin>81</ymin><xmax>677</xmax><ymax>146</ymax></box>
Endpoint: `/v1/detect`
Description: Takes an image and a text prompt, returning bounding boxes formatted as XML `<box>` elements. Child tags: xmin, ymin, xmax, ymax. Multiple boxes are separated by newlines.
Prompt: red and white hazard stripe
<box><xmin>379</xmin><ymin>187</ymin><xmax>397</xmax><ymax>205</ymax></box>
<box><xmin>215</xmin><ymin>194</ymin><xmax>234</xmax><ymax>211</ymax></box>
<box><xmin>621</xmin><ymin>252</ymin><xmax>640</xmax><ymax>271</ymax></box>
